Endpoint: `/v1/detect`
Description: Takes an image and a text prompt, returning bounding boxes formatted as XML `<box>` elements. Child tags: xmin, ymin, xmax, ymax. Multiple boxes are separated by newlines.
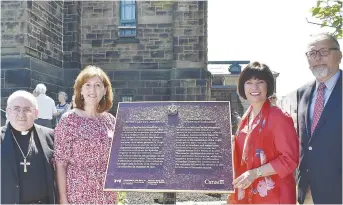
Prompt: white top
<box><xmin>36</xmin><ymin>94</ymin><xmax>57</xmax><ymax>120</ymax></box>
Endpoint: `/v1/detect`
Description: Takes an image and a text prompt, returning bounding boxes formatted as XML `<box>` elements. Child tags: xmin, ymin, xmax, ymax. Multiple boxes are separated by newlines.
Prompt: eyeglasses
<box><xmin>9</xmin><ymin>107</ymin><xmax>35</xmax><ymax>115</ymax></box>
<box><xmin>305</xmin><ymin>48</ymin><xmax>339</xmax><ymax>59</ymax></box>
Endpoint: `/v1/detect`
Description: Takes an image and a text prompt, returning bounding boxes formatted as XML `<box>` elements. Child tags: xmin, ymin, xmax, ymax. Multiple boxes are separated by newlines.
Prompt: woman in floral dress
<box><xmin>54</xmin><ymin>65</ymin><xmax>116</xmax><ymax>204</ymax></box>
<box><xmin>228</xmin><ymin>62</ymin><xmax>299</xmax><ymax>204</ymax></box>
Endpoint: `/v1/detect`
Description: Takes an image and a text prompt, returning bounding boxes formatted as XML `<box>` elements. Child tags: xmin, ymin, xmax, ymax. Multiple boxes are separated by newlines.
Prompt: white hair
<box><xmin>309</xmin><ymin>32</ymin><xmax>341</xmax><ymax>50</ymax></box>
<box><xmin>58</xmin><ymin>91</ymin><xmax>68</xmax><ymax>101</ymax></box>
<box><xmin>35</xmin><ymin>83</ymin><xmax>47</xmax><ymax>94</ymax></box>
<box><xmin>7</xmin><ymin>90</ymin><xmax>39</xmax><ymax>109</ymax></box>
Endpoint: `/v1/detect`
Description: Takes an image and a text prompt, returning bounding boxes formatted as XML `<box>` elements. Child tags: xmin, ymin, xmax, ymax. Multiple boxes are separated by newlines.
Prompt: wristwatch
<box><xmin>256</xmin><ymin>167</ymin><xmax>263</xmax><ymax>177</ymax></box>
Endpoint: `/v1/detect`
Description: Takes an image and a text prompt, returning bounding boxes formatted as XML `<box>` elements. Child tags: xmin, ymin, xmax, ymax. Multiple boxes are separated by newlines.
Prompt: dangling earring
<box><xmin>103</xmin><ymin>95</ymin><xmax>106</xmax><ymax>101</ymax></box>
<box><xmin>81</xmin><ymin>95</ymin><xmax>84</xmax><ymax>100</ymax></box>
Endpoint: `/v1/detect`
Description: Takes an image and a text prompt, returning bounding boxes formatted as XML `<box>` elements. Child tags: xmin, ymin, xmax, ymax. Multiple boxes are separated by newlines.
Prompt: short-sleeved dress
<box><xmin>54</xmin><ymin>111</ymin><xmax>116</xmax><ymax>204</ymax></box>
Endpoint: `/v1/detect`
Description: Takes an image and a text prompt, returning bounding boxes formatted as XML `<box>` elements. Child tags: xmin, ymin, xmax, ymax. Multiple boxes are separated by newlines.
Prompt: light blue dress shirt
<box><xmin>309</xmin><ymin>70</ymin><xmax>341</xmax><ymax>125</ymax></box>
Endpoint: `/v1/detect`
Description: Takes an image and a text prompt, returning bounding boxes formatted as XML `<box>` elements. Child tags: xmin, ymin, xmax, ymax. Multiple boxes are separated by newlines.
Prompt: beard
<box><xmin>311</xmin><ymin>67</ymin><xmax>329</xmax><ymax>79</ymax></box>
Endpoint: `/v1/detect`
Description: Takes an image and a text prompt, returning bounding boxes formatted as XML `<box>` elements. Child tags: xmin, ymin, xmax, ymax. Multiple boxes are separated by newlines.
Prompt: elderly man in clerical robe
<box><xmin>1</xmin><ymin>90</ymin><xmax>57</xmax><ymax>204</ymax></box>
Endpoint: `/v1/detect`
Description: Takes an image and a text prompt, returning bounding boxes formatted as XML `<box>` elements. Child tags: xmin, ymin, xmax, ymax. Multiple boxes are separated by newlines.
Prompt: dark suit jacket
<box><xmin>0</xmin><ymin>123</ymin><xmax>58</xmax><ymax>204</ymax></box>
<box><xmin>297</xmin><ymin>70</ymin><xmax>342</xmax><ymax>204</ymax></box>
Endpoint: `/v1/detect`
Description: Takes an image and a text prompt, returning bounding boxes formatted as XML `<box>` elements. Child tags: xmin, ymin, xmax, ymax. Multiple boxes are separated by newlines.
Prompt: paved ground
<box><xmin>126</xmin><ymin>192</ymin><xmax>228</xmax><ymax>204</ymax></box>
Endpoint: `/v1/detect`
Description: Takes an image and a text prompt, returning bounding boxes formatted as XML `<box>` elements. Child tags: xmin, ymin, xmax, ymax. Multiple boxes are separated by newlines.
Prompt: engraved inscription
<box><xmin>175</xmin><ymin>126</ymin><xmax>222</xmax><ymax>170</ymax></box>
<box><xmin>117</xmin><ymin>126</ymin><xmax>165</xmax><ymax>169</ymax></box>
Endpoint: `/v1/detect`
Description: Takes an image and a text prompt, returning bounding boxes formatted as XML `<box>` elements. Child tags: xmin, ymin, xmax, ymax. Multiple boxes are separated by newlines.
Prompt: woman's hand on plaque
<box><xmin>232</xmin><ymin>169</ymin><xmax>257</xmax><ymax>189</ymax></box>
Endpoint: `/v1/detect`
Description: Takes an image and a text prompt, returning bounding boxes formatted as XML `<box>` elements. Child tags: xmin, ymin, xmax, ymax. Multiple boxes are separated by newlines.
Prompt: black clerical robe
<box><xmin>0</xmin><ymin>123</ymin><xmax>58</xmax><ymax>204</ymax></box>
<box><xmin>12</xmin><ymin>125</ymin><xmax>49</xmax><ymax>203</ymax></box>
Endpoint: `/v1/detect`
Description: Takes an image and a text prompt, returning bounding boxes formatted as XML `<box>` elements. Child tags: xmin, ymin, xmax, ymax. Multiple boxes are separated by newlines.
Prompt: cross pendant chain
<box><xmin>20</xmin><ymin>158</ymin><xmax>31</xmax><ymax>172</ymax></box>
<box><xmin>11</xmin><ymin>130</ymin><xmax>34</xmax><ymax>173</ymax></box>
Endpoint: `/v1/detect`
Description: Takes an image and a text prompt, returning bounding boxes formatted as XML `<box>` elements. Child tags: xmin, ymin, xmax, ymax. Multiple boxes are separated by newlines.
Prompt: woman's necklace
<box><xmin>11</xmin><ymin>130</ymin><xmax>34</xmax><ymax>172</ymax></box>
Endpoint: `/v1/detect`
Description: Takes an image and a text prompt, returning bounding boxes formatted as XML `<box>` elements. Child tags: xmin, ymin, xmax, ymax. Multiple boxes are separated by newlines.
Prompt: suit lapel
<box><xmin>304</xmin><ymin>81</ymin><xmax>316</xmax><ymax>140</ymax></box>
<box><xmin>309</xmin><ymin>70</ymin><xmax>342</xmax><ymax>143</ymax></box>
<box><xmin>34</xmin><ymin>124</ymin><xmax>51</xmax><ymax>162</ymax></box>
<box><xmin>1</xmin><ymin>124</ymin><xmax>19</xmax><ymax>181</ymax></box>
<box><xmin>33</xmin><ymin>124</ymin><xmax>55</xmax><ymax>203</ymax></box>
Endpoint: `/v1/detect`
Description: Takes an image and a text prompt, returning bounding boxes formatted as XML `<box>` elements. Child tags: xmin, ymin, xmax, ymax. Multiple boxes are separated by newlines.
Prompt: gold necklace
<box><xmin>11</xmin><ymin>130</ymin><xmax>34</xmax><ymax>172</ymax></box>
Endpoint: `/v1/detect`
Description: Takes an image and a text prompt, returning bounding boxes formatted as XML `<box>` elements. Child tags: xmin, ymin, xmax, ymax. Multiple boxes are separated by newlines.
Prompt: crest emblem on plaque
<box><xmin>167</xmin><ymin>104</ymin><xmax>178</xmax><ymax>116</ymax></box>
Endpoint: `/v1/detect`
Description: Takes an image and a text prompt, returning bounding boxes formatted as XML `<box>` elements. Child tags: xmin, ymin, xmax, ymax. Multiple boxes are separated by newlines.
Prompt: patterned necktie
<box><xmin>311</xmin><ymin>82</ymin><xmax>326</xmax><ymax>136</ymax></box>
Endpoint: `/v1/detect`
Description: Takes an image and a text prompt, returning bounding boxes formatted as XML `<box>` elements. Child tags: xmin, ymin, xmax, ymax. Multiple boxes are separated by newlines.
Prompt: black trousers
<box><xmin>20</xmin><ymin>196</ymin><xmax>49</xmax><ymax>204</ymax></box>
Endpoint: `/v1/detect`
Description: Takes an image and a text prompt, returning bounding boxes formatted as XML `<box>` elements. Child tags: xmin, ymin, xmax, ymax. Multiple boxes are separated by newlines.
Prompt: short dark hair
<box><xmin>237</xmin><ymin>61</ymin><xmax>275</xmax><ymax>100</ymax></box>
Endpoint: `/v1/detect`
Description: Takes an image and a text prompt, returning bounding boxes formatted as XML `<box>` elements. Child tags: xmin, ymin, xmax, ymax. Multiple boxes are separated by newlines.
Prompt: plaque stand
<box><xmin>163</xmin><ymin>193</ymin><xmax>176</xmax><ymax>204</ymax></box>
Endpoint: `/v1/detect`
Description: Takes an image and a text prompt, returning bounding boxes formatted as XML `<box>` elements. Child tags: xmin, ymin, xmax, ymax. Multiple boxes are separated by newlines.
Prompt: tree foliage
<box><xmin>310</xmin><ymin>0</ymin><xmax>342</xmax><ymax>39</ymax></box>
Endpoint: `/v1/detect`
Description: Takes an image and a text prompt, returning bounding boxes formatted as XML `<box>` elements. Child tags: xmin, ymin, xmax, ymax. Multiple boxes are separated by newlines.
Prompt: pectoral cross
<box><xmin>20</xmin><ymin>158</ymin><xmax>30</xmax><ymax>172</ymax></box>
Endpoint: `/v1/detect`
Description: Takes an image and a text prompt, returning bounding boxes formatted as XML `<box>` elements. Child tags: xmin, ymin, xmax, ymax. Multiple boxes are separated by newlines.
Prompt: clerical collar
<box><xmin>9</xmin><ymin>123</ymin><xmax>34</xmax><ymax>136</ymax></box>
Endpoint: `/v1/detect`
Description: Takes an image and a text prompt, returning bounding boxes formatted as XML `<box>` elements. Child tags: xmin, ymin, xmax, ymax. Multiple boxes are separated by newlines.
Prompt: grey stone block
<box><xmin>112</xmin><ymin>81</ymin><xmax>128</xmax><ymax>88</ymax></box>
<box><xmin>140</xmin><ymin>70</ymin><xmax>170</xmax><ymax>80</ymax></box>
<box><xmin>151</xmin><ymin>51</ymin><xmax>164</xmax><ymax>58</ymax></box>
<box><xmin>187</xmin><ymin>87</ymin><xmax>201</xmax><ymax>95</ymax></box>
<box><xmin>161</xmin><ymin>95</ymin><xmax>170</xmax><ymax>101</ymax></box>
<box><xmin>113</xmin><ymin>70</ymin><xmax>139</xmax><ymax>81</ymax></box>
<box><xmin>171</xmin><ymin>68</ymin><xmax>201</xmax><ymax>79</ymax></box>
<box><xmin>138</xmin><ymin>88</ymin><xmax>153</xmax><ymax>95</ymax></box>
<box><xmin>91</xmin><ymin>40</ymin><xmax>102</xmax><ymax>47</ymax></box>
<box><xmin>106</xmin><ymin>51</ymin><xmax>120</xmax><ymax>58</ymax></box>
<box><xmin>129</xmin><ymin>63</ymin><xmax>158</xmax><ymax>70</ymax></box>
<box><xmin>171</xmin><ymin>80</ymin><xmax>180</xmax><ymax>87</ymax></box>
<box><xmin>5</xmin><ymin>68</ymin><xmax>31</xmax><ymax>87</ymax></box>
<box><xmin>153</xmin><ymin>87</ymin><xmax>170</xmax><ymax>95</ymax></box>
<box><xmin>133</xmin><ymin>56</ymin><xmax>143</xmax><ymax>62</ymax></box>
<box><xmin>145</xmin><ymin>81</ymin><xmax>160</xmax><ymax>88</ymax></box>
<box><xmin>144</xmin><ymin>95</ymin><xmax>162</xmax><ymax>101</ymax></box>
<box><xmin>134</xmin><ymin>95</ymin><xmax>144</xmax><ymax>101</ymax></box>
<box><xmin>175</xmin><ymin>87</ymin><xmax>185</xmax><ymax>94</ymax></box>
<box><xmin>117</xmin><ymin>88</ymin><xmax>137</xmax><ymax>95</ymax></box>
<box><xmin>1</xmin><ymin>56</ymin><xmax>30</xmax><ymax>69</ymax></box>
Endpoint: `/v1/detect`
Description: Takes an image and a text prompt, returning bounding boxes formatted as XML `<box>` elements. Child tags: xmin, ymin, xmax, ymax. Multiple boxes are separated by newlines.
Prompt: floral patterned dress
<box><xmin>54</xmin><ymin>111</ymin><xmax>116</xmax><ymax>204</ymax></box>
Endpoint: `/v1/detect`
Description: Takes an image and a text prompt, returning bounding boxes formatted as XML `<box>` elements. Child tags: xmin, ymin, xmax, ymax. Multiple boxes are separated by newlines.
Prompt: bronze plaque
<box><xmin>104</xmin><ymin>101</ymin><xmax>233</xmax><ymax>193</ymax></box>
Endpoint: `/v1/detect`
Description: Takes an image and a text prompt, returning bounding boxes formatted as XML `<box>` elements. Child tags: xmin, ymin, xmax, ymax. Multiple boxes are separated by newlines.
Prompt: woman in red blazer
<box><xmin>228</xmin><ymin>62</ymin><xmax>299</xmax><ymax>204</ymax></box>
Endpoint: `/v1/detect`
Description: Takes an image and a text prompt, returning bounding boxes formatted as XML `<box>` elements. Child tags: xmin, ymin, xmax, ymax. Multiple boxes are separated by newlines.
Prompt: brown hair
<box><xmin>237</xmin><ymin>61</ymin><xmax>275</xmax><ymax>100</ymax></box>
<box><xmin>73</xmin><ymin>65</ymin><xmax>113</xmax><ymax>112</ymax></box>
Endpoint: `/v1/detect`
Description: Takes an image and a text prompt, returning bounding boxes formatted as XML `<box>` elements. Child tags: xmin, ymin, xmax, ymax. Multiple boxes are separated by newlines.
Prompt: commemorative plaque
<box><xmin>104</xmin><ymin>101</ymin><xmax>233</xmax><ymax>193</ymax></box>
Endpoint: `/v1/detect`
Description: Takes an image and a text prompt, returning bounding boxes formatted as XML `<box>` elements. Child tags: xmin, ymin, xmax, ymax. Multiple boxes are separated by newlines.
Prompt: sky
<box><xmin>208</xmin><ymin>0</ymin><xmax>342</xmax><ymax>97</ymax></box>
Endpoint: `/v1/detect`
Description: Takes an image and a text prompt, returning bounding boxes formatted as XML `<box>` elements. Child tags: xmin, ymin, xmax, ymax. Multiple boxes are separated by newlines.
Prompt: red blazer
<box><xmin>228</xmin><ymin>105</ymin><xmax>299</xmax><ymax>204</ymax></box>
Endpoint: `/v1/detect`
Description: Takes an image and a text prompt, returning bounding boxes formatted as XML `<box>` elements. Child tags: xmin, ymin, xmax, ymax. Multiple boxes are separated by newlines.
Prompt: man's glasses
<box><xmin>9</xmin><ymin>107</ymin><xmax>35</xmax><ymax>115</ymax></box>
<box><xmin>305</xmin><ymin>48</ymin><xmax>339</xmax><ymax>59</ymax></box>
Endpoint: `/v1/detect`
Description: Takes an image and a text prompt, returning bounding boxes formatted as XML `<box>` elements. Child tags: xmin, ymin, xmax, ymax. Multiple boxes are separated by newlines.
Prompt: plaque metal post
<box><xmin>163</xmin><ymin>192</ymin><xmax>176</xmax><ymax>204</ymax></box>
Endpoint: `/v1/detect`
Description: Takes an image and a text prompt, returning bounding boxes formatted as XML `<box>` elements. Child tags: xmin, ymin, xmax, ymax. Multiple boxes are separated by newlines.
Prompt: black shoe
<box><xmin>206</xmin><ymin>193</ymin><xmax>222</xmax><ymax>198</ymax></box>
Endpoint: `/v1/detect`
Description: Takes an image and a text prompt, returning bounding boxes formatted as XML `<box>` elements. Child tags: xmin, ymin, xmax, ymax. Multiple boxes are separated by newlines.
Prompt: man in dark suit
<box><xmin>297</xmin><ymin>33</ymin><xmax>342</xmax><ymax>204</ymax></box>
<box><xmin>1</xmin><ymin>90</ymin><xmax>57</xmax><ymax>204</ymax></box>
